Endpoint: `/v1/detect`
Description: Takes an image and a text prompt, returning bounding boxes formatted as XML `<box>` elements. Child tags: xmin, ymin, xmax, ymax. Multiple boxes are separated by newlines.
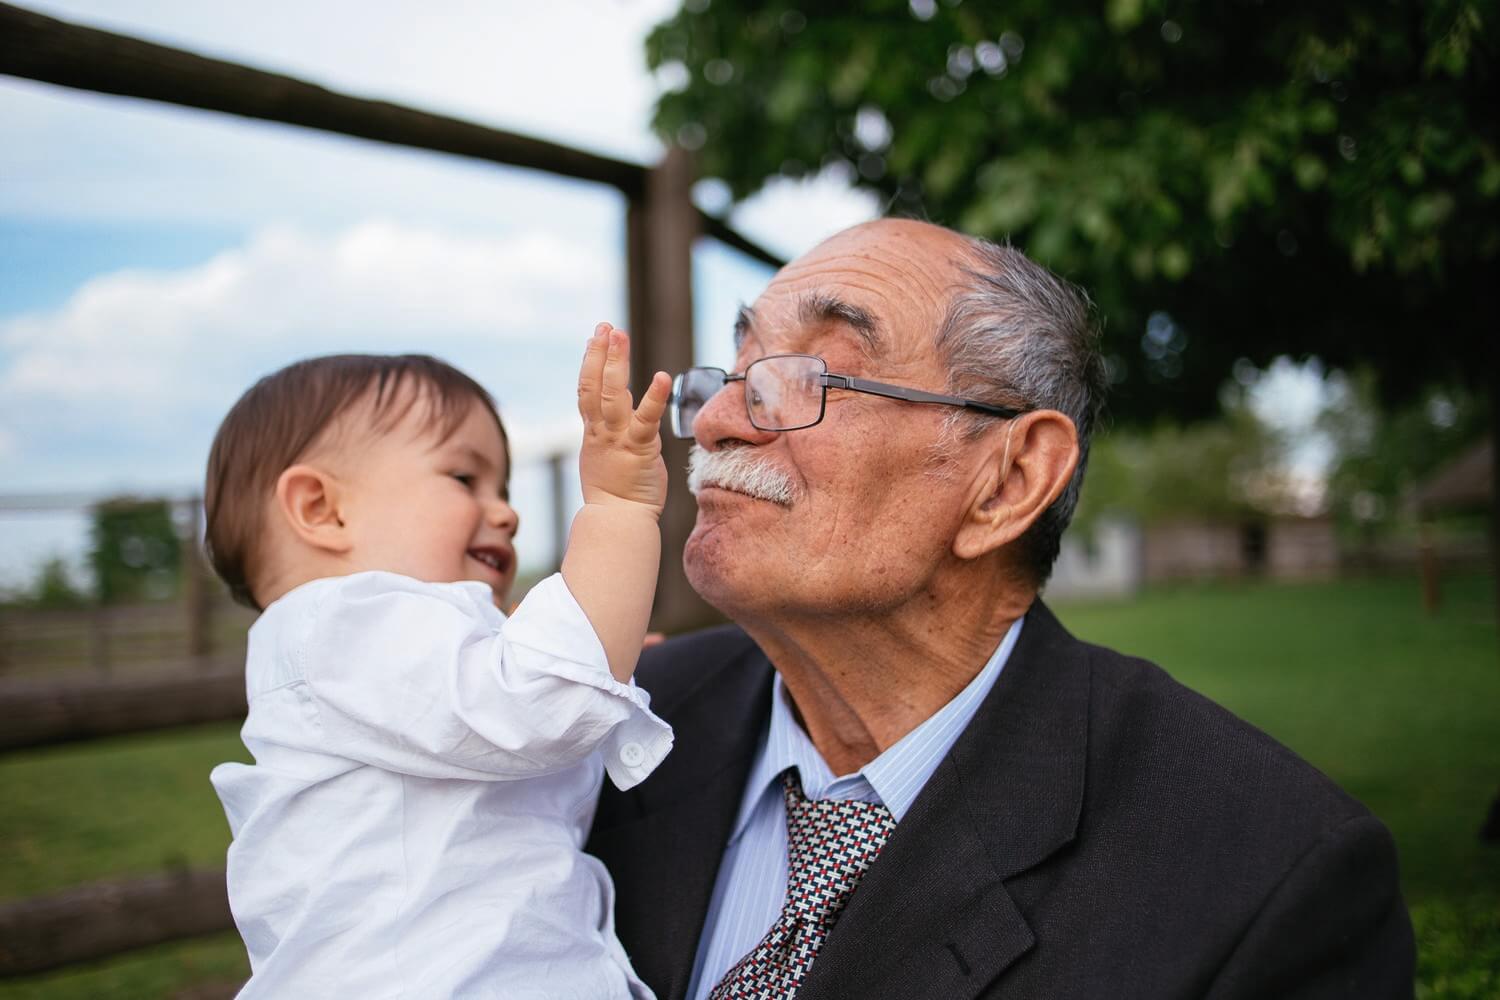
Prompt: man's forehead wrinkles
<box><xmin>809</xmin><ymin>247</ymin><xmax>953</xmax><ymax>289</ymax></box>
<box><xmin>770</xmin><ymin>262</ymin><xmax>951</xmax><ymax>320</ymax></box>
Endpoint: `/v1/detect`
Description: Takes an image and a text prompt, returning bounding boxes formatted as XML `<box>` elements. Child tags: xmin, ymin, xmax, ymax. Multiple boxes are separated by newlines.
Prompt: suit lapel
<box><xmin>589</xmin><ymin>633</ymin><xmax>774</xmax><ymax>1000</ymax></box>
<box><xmin>797</xmin><ymin>601</ymin><xmax>1091</xmax><ymax>1000</ymax></box>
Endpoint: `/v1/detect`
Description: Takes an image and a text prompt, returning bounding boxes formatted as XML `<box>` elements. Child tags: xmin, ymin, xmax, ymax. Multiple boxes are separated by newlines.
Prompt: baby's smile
<box><xmin>468</xmin><ymin>546</ymin><xmax>512</xmax><ymax>575</ymax></box>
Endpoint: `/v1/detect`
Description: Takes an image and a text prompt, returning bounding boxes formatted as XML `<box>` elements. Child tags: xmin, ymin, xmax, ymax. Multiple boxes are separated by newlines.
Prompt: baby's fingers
<box><xmin>629</xmin><ymin>371</ymin><xmax>671</xmax><ymax>446</ymax></box>
<box><xmin>577</xmin><ymin>323</ymin><xmax>611</xmax><ymax>422</ymax></box>
<box><xmin>599</xmin><ymin>327</ymin><xmax>633</xmax><ymax>427</ymax></box>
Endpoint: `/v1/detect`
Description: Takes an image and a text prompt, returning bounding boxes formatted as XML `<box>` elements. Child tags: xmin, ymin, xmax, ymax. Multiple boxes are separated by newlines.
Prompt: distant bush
<box><xmin>27</xmin><ymin>556</ymin><xmax>91</xmax><ymax>609</ymax></box>
<box><xmin>90</xmin><ymin>498</ymin><xmax>182</xmax><ymax>604</ymax></box>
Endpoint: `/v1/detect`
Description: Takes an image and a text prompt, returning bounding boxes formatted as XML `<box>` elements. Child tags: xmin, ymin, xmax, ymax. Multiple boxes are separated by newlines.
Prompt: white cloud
<box><xmin>729</xmin><ymin>169</ymin><xmax>881</xmax><ymax>263</ymax></box>
<box><xmin>0</xmin><ymin>221</ymin><xmax>621</xmax><ymax>484</ymax></box>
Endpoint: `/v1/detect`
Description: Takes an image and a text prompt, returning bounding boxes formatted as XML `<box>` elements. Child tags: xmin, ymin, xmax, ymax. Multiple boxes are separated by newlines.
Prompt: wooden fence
<box><xmin>0</xmin><ymin>0</ymin><xmax>785</xmax><ymax>983</ymax></box>
<box><xmin>0</xmin><ymin>599</ymin><xmax>252</xmax><ymax>680</ymax></box>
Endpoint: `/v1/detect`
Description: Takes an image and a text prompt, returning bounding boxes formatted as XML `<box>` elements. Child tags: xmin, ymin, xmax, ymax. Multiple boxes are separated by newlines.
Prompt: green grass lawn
<box><xmin>1051</xmin><ymin>572</ymin><xmax>1500</xmax><ymax>904</ymax></box>
<box><xmin>0</xmin><ymin>722</ymin><xmax>250</xmax><ymax>901</ymax></box>
<box><xmin>2</xmin><ymin>573</ymin><xmax>1496</xmax><ymax>996</ymax></box>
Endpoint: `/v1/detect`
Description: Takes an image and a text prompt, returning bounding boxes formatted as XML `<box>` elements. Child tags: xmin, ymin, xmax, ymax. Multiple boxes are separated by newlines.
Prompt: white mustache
<box><xmin>687</xmin><ymin>445</ymin><xmax>797</xmax><ymax>506</ymax></box>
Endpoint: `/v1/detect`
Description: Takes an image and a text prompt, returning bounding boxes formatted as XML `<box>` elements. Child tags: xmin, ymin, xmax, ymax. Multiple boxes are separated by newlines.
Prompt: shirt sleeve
<box><xmin>288</xmin><ymin>572</ymin><xmax>672</xmax><ymax>789</ymax></box>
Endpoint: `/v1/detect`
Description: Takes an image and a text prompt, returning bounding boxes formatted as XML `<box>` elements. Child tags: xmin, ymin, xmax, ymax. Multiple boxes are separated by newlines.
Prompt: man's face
<box><xmin>683</xmin><ymin>221</ymin><xmax>977</xmax><ymax>621</ymax></box>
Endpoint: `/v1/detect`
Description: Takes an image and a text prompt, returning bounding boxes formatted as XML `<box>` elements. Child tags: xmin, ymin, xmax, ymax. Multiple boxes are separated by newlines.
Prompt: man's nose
<box><xmin>692</xmin><ymin>379</ymin><xmax>779</xmax><ymax>450</ymax></box>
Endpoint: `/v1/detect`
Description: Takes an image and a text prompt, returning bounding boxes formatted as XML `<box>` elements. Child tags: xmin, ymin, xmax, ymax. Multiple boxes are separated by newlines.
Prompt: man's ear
<box><xmin>953</xmin><ymin>410</ymin><xmax>1079</xmax><ymax>561</ymax></box>
<box><xmin>273</xmin><ymin>464</ymin><xmax>352</xmax><ymax>554</ymax></box>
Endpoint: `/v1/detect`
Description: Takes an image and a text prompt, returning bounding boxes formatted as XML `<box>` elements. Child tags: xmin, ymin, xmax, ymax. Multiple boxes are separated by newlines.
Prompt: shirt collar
<box><xmin>730</xmin><ymin>616</ymin><xmax>1025</xmax><ymax>837</ymax></box>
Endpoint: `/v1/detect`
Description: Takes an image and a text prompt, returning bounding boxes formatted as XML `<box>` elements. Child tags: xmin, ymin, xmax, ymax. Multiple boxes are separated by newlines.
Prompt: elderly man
<box><xmin>586</xmin><ymin>220</ymin><xmax>1412</xmax><ymax>999</ymax></box>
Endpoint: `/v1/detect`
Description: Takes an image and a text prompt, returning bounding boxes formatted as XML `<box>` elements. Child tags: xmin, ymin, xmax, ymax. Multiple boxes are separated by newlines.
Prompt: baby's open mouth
<box><xmin>468</xmin><ymin>547</ymin><xmax>512</xmax><ymax>576</ymax></box>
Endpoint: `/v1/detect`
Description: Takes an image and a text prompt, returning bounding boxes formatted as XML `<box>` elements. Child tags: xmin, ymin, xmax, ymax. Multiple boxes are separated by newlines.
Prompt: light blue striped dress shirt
<box><xmin>685</xmin><ymin>616</ymin><xmax>1026</xmax><ymax>999</ymax></box>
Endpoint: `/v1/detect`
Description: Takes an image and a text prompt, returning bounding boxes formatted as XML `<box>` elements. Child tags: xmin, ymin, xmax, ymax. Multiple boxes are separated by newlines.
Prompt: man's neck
<box><xmin>739</xmin><ymin>579</ymin><xmax>1033</xmax><ymax>776</ymax></box>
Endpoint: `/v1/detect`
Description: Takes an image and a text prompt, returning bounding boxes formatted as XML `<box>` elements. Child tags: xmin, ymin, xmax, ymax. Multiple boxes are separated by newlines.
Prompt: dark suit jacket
<box><xmin>586</xmin><ymin>601</ymin><xmax>1414</xmax><ymax>999</ymax></box>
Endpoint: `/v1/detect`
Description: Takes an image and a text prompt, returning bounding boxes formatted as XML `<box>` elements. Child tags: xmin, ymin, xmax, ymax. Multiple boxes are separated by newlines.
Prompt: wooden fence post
<box><xmin>182</xmin><ymin>497</ymin><xmax>213</xmax><ymax>663</ymax></box>
<box><xmin>89</xmin><ymin>605</ymin><xmax>110</xmax><ymax>675</ymax></box>
<box><xmin>546</xmin><ymin>451</ymin><xmax>569</xmax><ymax>575</ymax></box>
<box><xmin>626</xmin><ymin>146</ymin><xmax>718</xmax><ymax>635</ymax></box>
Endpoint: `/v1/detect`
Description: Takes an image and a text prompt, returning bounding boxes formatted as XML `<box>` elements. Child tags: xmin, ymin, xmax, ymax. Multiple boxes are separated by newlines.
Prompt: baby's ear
<box><xmin>274</xmin><ymin>464</ymin><xmax>351</xmax><ymax>553</ymax></box>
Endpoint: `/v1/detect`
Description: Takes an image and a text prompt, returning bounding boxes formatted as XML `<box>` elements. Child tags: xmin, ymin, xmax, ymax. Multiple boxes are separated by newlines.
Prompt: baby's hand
<box><xmin>577</xmin><ymin>322</ymin><xmax>670</xmax><ymax>515</ymax></box>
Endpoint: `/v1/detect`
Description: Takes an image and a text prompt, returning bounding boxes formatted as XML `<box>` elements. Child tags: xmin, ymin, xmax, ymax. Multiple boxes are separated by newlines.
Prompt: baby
<box><xmin>207</xmin><ymin>325</ymin><xmax>671</xmax><ymax>998</ymax></box>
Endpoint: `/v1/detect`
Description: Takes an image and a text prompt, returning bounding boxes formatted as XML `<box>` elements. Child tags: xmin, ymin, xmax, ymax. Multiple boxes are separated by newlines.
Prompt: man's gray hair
<box><xmin>933</xmin><ymin>236</ymin><xmax>1106</xmax><ymax>585</ymax></box>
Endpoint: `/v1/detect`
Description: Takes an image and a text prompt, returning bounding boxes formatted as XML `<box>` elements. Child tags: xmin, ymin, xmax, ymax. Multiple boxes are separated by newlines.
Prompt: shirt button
<box><xmin>619</xmin><ymin>742</ymin><xmax>646</xmax><ymax>767</ymax></box>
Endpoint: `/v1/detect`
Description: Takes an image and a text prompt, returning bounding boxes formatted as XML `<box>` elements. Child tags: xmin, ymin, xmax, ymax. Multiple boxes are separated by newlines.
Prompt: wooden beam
<box><xmin>0</xmin><ymin>2</ymin><xmax>645</xmax><ymax>197</ymax></box>
<box><xmin>0</xmin><ymin>869</ymin><xmax>232</xmax><ymax>977</ymax></box>
<box><xmin>0</xmin><ymin>669</ymin><xmax>245</xmax><ymax>751</ymax></box>
<box><xmin>628</xmin><ymin>148</ymin><xmax>720</xmax><ymax>633</ymax></box>
<box><xmin>0</xmin><ymin>4</ymin><xmax>786</xmax><ymax>271</ymax></box>
<box><xmin>700</xmin><ymin>214</ymin><xmax>785</xmax><ymax>270</ymax></box>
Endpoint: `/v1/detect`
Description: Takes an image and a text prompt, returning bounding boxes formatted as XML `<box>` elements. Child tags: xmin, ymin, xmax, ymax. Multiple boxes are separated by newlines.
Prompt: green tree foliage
<box><xmin>89</xmin><ymin>498</ymin><xmax>182</xmax><ymax>604</ymax></box>
<box><xmin>27</xmin><ymin>556</ymin><xmax>91</xmax><ymax>609</ymax></box>
<box><xmin>648</xmin><ymin>0</ymin><xmax>1497</xmax><ymax>420</ymax></box>
<box><xmin>1072</xmin><ymin>386</ymin><xmax>1285</xmax><ymax>529</ymax></box>
<box><xmin>1319</xmin><ymin>370</ymin><xmax>1489</xmax><ymax>534</ymax></box>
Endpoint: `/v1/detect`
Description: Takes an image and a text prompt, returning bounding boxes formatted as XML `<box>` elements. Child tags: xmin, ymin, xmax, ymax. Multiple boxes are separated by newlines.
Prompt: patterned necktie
<box><xmin>709</xmin><ymin>769</ymin><xmax>897</xmax><ymax>1000</ymax></box>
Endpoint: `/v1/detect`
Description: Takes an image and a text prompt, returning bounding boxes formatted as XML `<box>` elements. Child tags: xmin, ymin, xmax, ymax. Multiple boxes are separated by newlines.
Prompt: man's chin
<box><xmin>683</xmin><ymin>522</ymin><xmax>774</xmax><ymax>611</ymax></box>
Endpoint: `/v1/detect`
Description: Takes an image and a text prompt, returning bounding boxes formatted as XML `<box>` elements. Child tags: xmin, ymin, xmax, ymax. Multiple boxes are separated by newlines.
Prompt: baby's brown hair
<box><xmin>205</xmin><ymin>354</ymin><xmax>507</xmax><ymax>610</ymax></box>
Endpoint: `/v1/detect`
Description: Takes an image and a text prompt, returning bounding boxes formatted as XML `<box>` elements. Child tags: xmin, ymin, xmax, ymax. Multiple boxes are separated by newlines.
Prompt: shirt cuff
<box><xmin>508</xmin><ymin>573</ymin><xmax>674</xmax><ymax>790</ymax></box>
<box><xmin>599</xmin><ymin>709</ymin><xmax>674</xmax><ymax>791</ymax></box>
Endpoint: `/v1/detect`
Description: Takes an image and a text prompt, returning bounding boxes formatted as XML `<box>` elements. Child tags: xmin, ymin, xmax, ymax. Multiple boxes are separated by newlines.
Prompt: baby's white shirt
<box><xmin>210</xmin><ymin>571</ymin><xmax>672</xmax><ymax>999</ymax></box>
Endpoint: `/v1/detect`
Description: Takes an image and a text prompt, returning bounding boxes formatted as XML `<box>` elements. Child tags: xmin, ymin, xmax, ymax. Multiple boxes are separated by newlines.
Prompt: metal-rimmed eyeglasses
<box><xmin>668</xmin><ymin>353</ymin><xmax>1024</xmax><ymax>439</ymax></box>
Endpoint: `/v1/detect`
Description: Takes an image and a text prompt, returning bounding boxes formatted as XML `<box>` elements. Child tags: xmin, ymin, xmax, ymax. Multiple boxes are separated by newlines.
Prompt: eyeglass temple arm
<box><xmin>823</xmin><ymin>374</ymin><xmax>1021</xmax><ymax>419</ymax></box>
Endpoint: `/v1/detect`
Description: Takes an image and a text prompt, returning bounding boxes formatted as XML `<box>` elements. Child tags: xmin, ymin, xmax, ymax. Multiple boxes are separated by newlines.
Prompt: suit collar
<box><xmin>948</xmin><ymin>598</ymin><xmax>1089</xmax><ymax>879</ymax></box>
<box><xmin>797</xmin><ymin>598</ymin><xmax>1091</xmax><ymax>999</ymax></box>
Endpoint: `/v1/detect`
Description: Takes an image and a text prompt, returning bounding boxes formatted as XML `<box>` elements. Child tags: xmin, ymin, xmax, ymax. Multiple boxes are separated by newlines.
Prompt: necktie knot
<box><xmin>782</xmin><ymin>771</ymin><xmax>896</xmax><ymax>922</ymax></box>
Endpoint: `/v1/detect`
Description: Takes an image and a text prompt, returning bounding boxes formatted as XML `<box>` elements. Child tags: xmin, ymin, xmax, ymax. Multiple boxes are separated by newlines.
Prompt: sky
<box><xmin>0</xmin><ymin>0</ymin><xmax>880</xmax><ymax>589</ymax></box>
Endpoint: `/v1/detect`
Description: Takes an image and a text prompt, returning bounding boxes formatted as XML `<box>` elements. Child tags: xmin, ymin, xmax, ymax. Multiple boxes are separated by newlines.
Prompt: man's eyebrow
<box><xmin>798</xmin><ymin>292</ymin><xmax>882</xmax><ymax>352</ymax></box>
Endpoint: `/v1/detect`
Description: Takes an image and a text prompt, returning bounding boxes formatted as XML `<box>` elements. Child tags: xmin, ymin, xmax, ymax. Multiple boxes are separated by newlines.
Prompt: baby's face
<box><xmin>338</xmin><ymin>397</ymin><xmax>519</xmax><ymax>606</ymax></box>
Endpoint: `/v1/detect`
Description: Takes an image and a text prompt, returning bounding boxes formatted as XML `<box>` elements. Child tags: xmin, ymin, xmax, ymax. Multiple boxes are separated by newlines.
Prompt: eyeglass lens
<box><xmin>671</xmin><ymin>355</ymin><xmax>827</xmax><ymax>438</ymax></box>
<box><xmin>670</xmin><ymin>368</ymin><xmax>722</xmax><ymax>438</ymax></box>
<box><xmin>745</xmin><ymin>355</ymin><xmax>824</xmax><ymax>432</ymax></box>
